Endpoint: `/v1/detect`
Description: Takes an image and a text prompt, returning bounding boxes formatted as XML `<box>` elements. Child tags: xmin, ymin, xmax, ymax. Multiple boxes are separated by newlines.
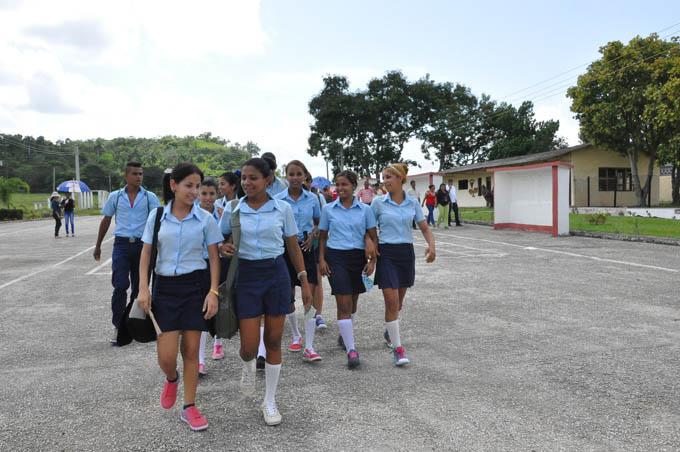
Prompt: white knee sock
<box><xmin>264</xmin><ymin>363</ymin><xmax>282</xmax><ymax>408</ymax></box>
<box><xmin>304</xmin><ymin>315</ymin><xmax>316</xmax><ymax>353</ymax></box>
<box><xmin>287</xmin><ymin>311</ymin><xmax>301</xmax><ymax>338</ymax></box>
<box><xmin>258</xmin><ymin>326</ymin><xmax>266</xmax><ymax>358</ymax></box>
<box><xmin>385</xmin><ymin>320</ymin><xmax>401</xmax><ymax>349</ymax></box>
<box><xmin>337</xmin><ymin>319</ymin><xmax>355</xmax><ymax>352</ymax></box>
<box><xmin>214</xmin><ymin>337</ymin><xmax>222</xmax><ymax>347</ymax></box>
<box><xmin>199</xmin><ymin>331</ymin><xmax>207</xmax><ymax>365</ymax></box>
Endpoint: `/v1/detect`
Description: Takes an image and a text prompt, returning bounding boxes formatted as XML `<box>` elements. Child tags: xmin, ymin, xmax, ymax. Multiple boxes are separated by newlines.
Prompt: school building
<box><xmin>441</xmin><ymin>143</ymin><xmax>673</xmax><ymax>208</ymax></box>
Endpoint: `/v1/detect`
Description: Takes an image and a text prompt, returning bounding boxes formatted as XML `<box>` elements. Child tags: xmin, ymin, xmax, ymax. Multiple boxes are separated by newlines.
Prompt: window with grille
<box><xmin>598</xmin><ymin>168</ymin><xmax>632</xmax><ymax>191</ymax></box>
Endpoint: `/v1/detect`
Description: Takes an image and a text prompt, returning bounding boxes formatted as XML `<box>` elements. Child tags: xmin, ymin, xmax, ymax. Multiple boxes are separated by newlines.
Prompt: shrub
<box><xmin>0</xmin><ymin>209</ymin><xmax>24</xmax><ymax>220</ymax></box>
<box><xmin>585</xmin><ymin>213</ymin><xmax>607</xmax><ymax>225</ymax></box>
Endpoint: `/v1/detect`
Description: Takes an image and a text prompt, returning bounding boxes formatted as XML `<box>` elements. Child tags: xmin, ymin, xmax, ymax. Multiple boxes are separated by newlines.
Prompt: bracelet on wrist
<box><xmin>209</xmin><ymin>289</ymin><xmax>219</xmax><ymax>296</ymax></box>
<box><xmin>297</xmin><ymin>270</ymin><xmax>307</xmax><ymax>279</ymax></box>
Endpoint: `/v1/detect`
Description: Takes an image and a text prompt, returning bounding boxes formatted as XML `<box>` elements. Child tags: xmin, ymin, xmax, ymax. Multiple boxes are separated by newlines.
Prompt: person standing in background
<box><xmin>446</xmin><ymin>179</ymin><xmax>462</xmax><ymax>227</ymax></box>
<box><xmin>436</xmin><ymin>184</ymin><xmax>450</xmax><ymax>229</ymax></box>
<box><xmin>357</xmin><ymin>180</ymin><xmax>374</xmax><ymax>205</ymax></box>
<box><xmin>61</xmin><ymin>192</ymin><xmax>75</xmax><ymax>237</ymax></box>
<box><xmin>406</xmin><ymin>180</ymin><xmax>421</xmax><ymax>230</ymax></box>
<box><xmin>422</xmin><ymin>185</ymin><xmax>437</xmax><ymax>227</ymax></box>
<box><xmin>51</xmin><ymin>192</ymin><xmax>62</xmax><ymax>238</ymax></box>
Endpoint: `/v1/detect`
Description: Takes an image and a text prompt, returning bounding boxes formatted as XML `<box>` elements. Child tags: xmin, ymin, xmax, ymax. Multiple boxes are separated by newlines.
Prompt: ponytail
<box><xmin>162</xmin><ymin>173</ymin><xmax>173</xmax><ymax>204</ymax></box>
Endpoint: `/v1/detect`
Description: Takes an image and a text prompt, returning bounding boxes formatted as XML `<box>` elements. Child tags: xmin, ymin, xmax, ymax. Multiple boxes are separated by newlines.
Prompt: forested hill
<box><xmin>0</xmin><ymin>132</ymin><xmax>259</xmax><ymax>193</ymax></box>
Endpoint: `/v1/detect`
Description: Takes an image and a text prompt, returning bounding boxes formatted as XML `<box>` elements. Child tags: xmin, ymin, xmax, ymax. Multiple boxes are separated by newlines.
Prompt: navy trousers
<box><xmin>111</xmin><ymin>238</ymin><xmax>143</xmax><ymax>328</ymax></box>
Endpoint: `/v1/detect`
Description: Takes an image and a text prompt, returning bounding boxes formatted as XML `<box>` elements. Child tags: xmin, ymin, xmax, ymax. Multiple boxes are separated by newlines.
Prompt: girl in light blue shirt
<box><xmin>370</xmin><ymin>163</ymin><xmax>436</xmax><ymax>367</ymax></box>
<box><xmin>318</xmin><ymin>170</ymin><xmax>378</xmax><ymax>369</ymax></box>
<box><xmin>275</xmin><ymin>160</ymin><xmax>322</xmax><ymax>362</ymax></box>
<box><xmin>219</xmin><ymin>157</ymin><xmax>312</xmax><ymax>427</ymax></box>
<box><xmin>137</xmin><ymin>163</ymin><xmax>222</xmax><ymax>432</ymax></box>
<box><xmin>215</xmin><ymin>171</ymin><xmax>241</xmax><ymax>211</ymax></box>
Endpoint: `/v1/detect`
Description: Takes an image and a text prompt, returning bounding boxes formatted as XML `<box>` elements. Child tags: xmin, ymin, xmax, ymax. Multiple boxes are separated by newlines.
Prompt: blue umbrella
<box><xmin>311</xmin><ymin>176</ymin><xmax>331</xmax><ymax>189</ymax></box>
<box><xmin>57</xmin><ymin>179</ymin><xmax>91</xmax><ymax>193</ymax></box>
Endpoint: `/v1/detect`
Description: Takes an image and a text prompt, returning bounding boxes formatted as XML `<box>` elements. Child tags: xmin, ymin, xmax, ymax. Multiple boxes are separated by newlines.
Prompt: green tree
<box><xmin>0</xmin><ymin>177</ymin><xmax>30</xmax><ymax>208</ymax></box>
<box><xmin>568</xmin><ymin>34</ymin><xmax>680</xmax><ymax>206</ymax></box>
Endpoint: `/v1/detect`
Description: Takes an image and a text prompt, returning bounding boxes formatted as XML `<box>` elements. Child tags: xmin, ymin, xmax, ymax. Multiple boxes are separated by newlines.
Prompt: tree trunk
<box><xmin>627</xmin><ymin>150</ymin><xmax>645</xmax><ymax>207</ymax></box>
<box><xmin>672</xmin><ymin>164</ymin><xmax>680</xmax><ymax>206</ymax></box>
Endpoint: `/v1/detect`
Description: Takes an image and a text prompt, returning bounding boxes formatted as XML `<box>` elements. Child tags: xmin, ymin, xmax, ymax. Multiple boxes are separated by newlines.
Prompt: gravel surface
<box><xmin>1</xmin><ymin>217</ymin><xmax>679</xmax><ymax>451</ymax></box>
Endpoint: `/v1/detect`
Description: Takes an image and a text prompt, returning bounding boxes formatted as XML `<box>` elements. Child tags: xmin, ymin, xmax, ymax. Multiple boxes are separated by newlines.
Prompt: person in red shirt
<box><xmin>421</xmin><ymin>184</ymin><xmax>437</xmax><ymax>226</ymax></box>
<box><xmin>357</xmin><ymin>180</ymin><xmax>374</xmax><ymax>204</ymax></box>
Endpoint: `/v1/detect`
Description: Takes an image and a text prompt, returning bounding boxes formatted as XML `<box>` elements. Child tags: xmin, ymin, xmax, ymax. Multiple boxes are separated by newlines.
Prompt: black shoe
<box><xmin>256</xmin><ymin>356</ymin><xmax>265</xmax><ymax>370</ymax></box>
<box><xmin>456</xmin><ymin>223</ymin><xmax>462</xmax><ymax>226</ymax></box>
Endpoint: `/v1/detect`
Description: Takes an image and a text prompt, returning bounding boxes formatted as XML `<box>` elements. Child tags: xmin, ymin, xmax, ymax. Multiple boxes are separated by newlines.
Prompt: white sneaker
<box><xmin>109</xmin><ymin>327</ymin><xmax>118</xmax><ymax>345</ymax></box>
<box><xmin>261</xmin><ymin>403</ymin><xmax>282</xmax><ymax>426</ymax></box>
<box><xmin>240</xmin><ymin>362</ymin><xmax>256</xmax><ymax>396</ymax></box>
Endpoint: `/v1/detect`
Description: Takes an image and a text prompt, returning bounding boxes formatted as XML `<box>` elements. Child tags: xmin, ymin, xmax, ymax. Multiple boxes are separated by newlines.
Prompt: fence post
<box><xmin>587</xmin><ymin>176</ymin><xmax>590</xmax><ymax>207</ymax></box>
<box><xmin>614</xmin><ymin>187</ymin><xmax>617</xmax><ymax>207</ymax></box>
<box><xmin>647</xmin><ymin>175</ymin><xmax>652</xmax><ymax>207</ymax></box>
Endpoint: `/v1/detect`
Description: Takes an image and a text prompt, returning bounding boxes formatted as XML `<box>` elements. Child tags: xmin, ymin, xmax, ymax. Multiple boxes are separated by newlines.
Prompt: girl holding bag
<box><xmin>137</xmin><ymin>163</ymin><xmax>222</xmax><ymax>432</ymax></box>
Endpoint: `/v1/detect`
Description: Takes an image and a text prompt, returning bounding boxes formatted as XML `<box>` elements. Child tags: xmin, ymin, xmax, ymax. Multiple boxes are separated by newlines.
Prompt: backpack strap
<box><xmin>147</xmin><ymin>206</ymin><xmax>163</xmax><ymax>285</ymax></box>
<box><xmin>223</xmin><ymin>199</ymin><xmax>241</xmax><ymax>289</ymax></box>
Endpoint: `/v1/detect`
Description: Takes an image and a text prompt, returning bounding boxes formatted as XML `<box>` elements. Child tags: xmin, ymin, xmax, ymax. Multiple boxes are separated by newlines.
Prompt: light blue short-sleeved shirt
<box><xmin>201</xmin><ymin>207</ymin><xmax>222</xmax><ymax>259</ymax></box>
<box><xmin>371</xmin><ymin>192</ymin><xmax>426</xmax><ymax>244</ymax></box>
<box><xmin>220</xmin><ymin>197</ymin><xmax>298</xmax><ymax>261</ymax></box>
<box><xmin>142</xmin><ymin>201</ymin><xmax>223</xmax><ymax>276</ymax></box>
<box><xmin>275</xmin><ymin>189</ymin><xmax>321</xmax><ymax>241</ymax></box>
<box><xmin>266</xmin><ymin>177</ymin><xmax>289</xmax><ymax>197</ymax></box>
<box><xmin>101</xmin><ymin>186</ymin><xmax>161</xmax><ymax>238</ymax></box>
<box><xmin>318</xmin><ymin>197</ymin><xmax>377</xmax><ymax>250</ymax></box>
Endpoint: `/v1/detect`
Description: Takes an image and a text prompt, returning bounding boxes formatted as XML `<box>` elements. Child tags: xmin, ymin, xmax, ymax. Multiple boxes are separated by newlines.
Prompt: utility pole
<box><xmin>53</xmin><ymin>167</ymin><xmax>56</xmax><ymax>191</ymax></box>
<box><xmin>74</xmin><ymin>145</ymin><xmax>80</xmax><ymax>181</ymax></box>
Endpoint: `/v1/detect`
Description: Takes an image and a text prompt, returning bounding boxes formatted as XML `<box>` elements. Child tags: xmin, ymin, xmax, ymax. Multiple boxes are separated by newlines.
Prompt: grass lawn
<box><xmin>458</xmin><ymin>208</ymin><xmax>680</xmax><ymax>239</ymax></box>
<box><xmin>5</xmin><ymin>193</ymin><xmax>101</xmax><ymax>220</ymax></box>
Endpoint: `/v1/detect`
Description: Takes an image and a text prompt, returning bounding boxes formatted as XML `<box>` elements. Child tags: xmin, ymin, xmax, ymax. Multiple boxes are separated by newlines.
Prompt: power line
<box><xmin>0</xmin><ymin>135</ymin><xmax>73</xmax><ymax>155</ymax></box>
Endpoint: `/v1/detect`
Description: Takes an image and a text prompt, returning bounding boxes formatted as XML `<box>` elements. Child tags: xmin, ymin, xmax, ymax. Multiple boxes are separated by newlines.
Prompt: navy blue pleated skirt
<box><xmin>284</xmin><ymin>242</ymin><xmax>319</xmax><ymax>286</ymax></box>
<box><xmin>152</xmin><ymin>269</ymin><xmax>210</xmax><ymax>332</ymax></box>
<box><xmin>235</xmin><ymin>255</ymin><xmax>291</xmax><ymax>319</ymax></box>
<box><xmin>326</xmin><ymin>248</ymin><xmax>367</xmax><ymax>295</ymax></box>
<box><xmin>375</xmin><ymin>243</ymin><xmax>415</xmax><ymax>289</ymax></box>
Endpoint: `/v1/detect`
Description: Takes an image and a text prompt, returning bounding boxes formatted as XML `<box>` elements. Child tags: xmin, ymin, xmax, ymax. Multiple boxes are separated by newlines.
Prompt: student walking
<box><xmin>61</xmin><ymin>192</ymin><xmax>75</xmax><ymax>237</ymax></box>
<box><xmin>371</xmin><ymin>163</ymin><xmax>436</xmax><ymax>366</ymax></box>
<box><xmin>306</xmin><ymin>174</ymin><xmax>328</xmax><ymax>331</ymax></box>
<box><xmin>51</xmin><ymin>192</ymin><xmax>62</xmax><ymax>238</ymax></box>
<box><xmin>94</xmin><ymin>162</ymin><xmax>161</xmax><ymax>344</ymax></box>
<box><xmin>446</xmin><ymin>179</ymin><xmax>462</xmax><ymax>227</ymax></box>
<box><xmin>318</xmin><ymin>170</ymin><xmax>377</xmax><ymax>369</ymax></box>
<box><xmin>197</xmin><ymin>177</ymin><xmax>226</xmax><ymax>376</ymax></box>
<box><xmin>215</xmin><ymin>171</ymin><xmax>241</xmax><ymax>211</ymax></box>
<box><xmin>219</xmin><ymin>158</ymin><xmax>312</xmax><ymax>426</ymax></box>
<box><xmin>275</xmin><ymin>160</ymin><xmax>322</xmax><ymax>362</ymax></box>
<box><xmin>261</xmin><ymin>152</ymin><xmax>289</xmax><ymax>196</ymax></box>
<box><xmin>422</xmin><ymin>185</ymin><xmax>437</xmax><ymax>226</ymax></box>
<box><xmin>435</xmin><ymin>184</ymin><xmax>450</xmax><ymax>229</ymax></box>
<box><xmin>137</xmin><ymin>163</ymin><xmax>222</xmax><ymax>432</ymax></box>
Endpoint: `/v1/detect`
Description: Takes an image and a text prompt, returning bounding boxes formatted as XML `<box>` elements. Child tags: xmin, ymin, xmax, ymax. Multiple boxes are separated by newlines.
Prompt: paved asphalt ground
<box><xmin>1</xmin><ymin>215</ymin><xmax>679</xmax><ymax>451</ymax></box>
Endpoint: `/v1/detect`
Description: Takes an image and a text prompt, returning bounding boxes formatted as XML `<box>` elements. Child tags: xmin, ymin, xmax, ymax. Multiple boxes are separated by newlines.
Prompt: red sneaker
<box><xmin>212</xmin><ymin>345</ymin><xmax>224</xmax><ymax>360</ymax></box>
<box><xmin>161</xmin><ymin>372</ymin><xmax>179</xmax><ymax>409</ymax></box>
<box><xmin>288</xmin><ymin>336</ymin><xmax>302</xmax><ymax>352</ymax></box>
<box><xmin>181</xmin><ymin>406</ymin><xmax>208</xmax><ymax>431</ymax></box>
<box><xmin>302</xmin><ymin>348</ymin><xmax>322</xmax><ymax>362</ymax></box>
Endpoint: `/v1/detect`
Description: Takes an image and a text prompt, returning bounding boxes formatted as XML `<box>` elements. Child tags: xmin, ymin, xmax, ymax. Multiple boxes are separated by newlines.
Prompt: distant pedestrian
<box><xmin>406</xmin><ymin>180</ymin><xmax>421</xmax><ymax>229</ymax></box>
<box><xmin>446</xmin><ymin>179</ymin><xmax>462</xmax><ymax>226</ymax></box>
<box><xmin>51</xmin><ymin>192</ymin><xmax>62</xmax><ymax>238</ymax></box>
<box><xmin>436</xmin><ymin>184</ymin><xmax>450</xmax><ymax>229</ymax></box>
<box><xmin>137</xmin><ymin>163</ymin><xmax>222</xmax><ymax>432</ymax></box>
<box><xmin>318</xmin><ymin>170</ymin><xmax>378</xmax><ymax>369</ymax></box>
<box><xmin>261</xmin><ymin>152</ymin><xmax>289</xmax><ymax>196</ymax></box>
<box><xmin>94</xmin><ymin>161</ymin><xmax>161</xmax><ymax>345</ymax></box>
<box><xmin>371</xmin><ymin>163</ymin><xmax>436</xmax><ymax>366</ymax></box>
<box><xmin>61</xmin><ymin>192</ymin><xmax>75</xmax><ymax>237</ymax></box>
<box><xmin>357</xmin><ymin>180</ymin><xmax>374</xmax><ymax>204</ymax></box>
<box><xmin>422</xmin><ymin>185</ymin><xmax>436</xmax><ymax>226</ymax></box>
<box><xmin>306</xmin><ymin>173</ymin><xmax>328</xmax><ymax>331</ymax></box>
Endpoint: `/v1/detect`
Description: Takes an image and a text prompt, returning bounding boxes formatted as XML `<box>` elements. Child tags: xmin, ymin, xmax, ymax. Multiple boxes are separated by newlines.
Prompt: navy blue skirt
<box><xmin>375</xmin><ymin>243</ymin><xmax>416</xmax><ymax>289</ymax></box>
<box><xmin>283</xmin><ymin>242</ymin><xmax>319</xmax><ymax>286</ymax></box>
<box><xmin>152</xmin><ymin>269</ymin><xmax>210</xmax><ymax>332</ymax></box>
<box><xmin>204</xmin><ymin>257</ymin><xmax>231</xmax><ymax>285</ymax></box>
<box><xmin>235</xmin><ymin>255</ymin><xmax>291</xmax><ymax>319</ymax></box>
<box><xmin>326</xmin><ymin>248</ymin><xmax>367</xmax><ymax>295</ymax></box>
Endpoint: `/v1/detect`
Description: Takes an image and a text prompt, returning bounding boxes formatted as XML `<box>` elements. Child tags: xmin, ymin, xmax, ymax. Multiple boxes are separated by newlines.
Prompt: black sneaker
<box><xmin>347</xmin><ymin>349</ymin><xmax>360</xmax><ymax>369</ymax></box>
<box><xmin>256</xmin><ymin>355</ymin><xmax>265</xmax><ymax>370</ymax></box>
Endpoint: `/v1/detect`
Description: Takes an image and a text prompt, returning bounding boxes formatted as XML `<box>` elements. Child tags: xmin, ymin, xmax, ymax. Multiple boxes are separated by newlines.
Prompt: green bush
<box><xmin>584</xmin><ymin>213</ymin><xmax>608</xmax><ymax>225</ymax></box>
<box><xmin>0</xmin><ymin>209</ymin><xmax>24</xmax><ymax>220</ymax></box>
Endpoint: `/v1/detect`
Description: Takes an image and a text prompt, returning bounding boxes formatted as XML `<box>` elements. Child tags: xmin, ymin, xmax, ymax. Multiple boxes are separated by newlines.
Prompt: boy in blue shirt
<box><xmin>93</xmin><ymin>162</ymin><xmax>161</xmax><ymax>345</ymax></box>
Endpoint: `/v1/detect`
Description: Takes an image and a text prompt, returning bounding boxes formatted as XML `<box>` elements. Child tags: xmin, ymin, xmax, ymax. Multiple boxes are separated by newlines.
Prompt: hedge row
<box><xmin>0</xmin><ymin>209</ymin><xmax>24</xmax><ymax>221</ymax></box>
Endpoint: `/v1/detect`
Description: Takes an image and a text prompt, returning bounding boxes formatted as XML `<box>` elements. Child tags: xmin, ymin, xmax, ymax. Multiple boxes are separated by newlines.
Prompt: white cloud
<box><xmin>534</xmin><ymin>95</ymin><xmax>581</xmax><ymax>146</ymax></box>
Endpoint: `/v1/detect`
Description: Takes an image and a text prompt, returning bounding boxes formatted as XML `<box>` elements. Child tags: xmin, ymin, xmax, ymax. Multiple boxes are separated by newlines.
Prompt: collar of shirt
<box><xmin>380</xmin><ymin>191</ymin><xmax>413</xmax><ymax>207</ymax></box>
<box><xmin>119</xmin><ymin>185</ymin><xmax>147</xmax><ymax>204</ymax></box>
<box><xmin>329</xmin><ymin>196</ymin><xmax>362</xmax><ymax>211</ymax></box>
<box><xmin>279</xmin><ymin>188</ymin><xmax>313</xmax><ymax>204</ymax></box>
<box><xmin>234</xmin><ymin>196</ymin><xmax>284</xmax><ymax>214</ymax></box>
<box><xmin>161</xmin><ymin>200</ymin><xmax>202</xmax><ymax>223</ymax></box>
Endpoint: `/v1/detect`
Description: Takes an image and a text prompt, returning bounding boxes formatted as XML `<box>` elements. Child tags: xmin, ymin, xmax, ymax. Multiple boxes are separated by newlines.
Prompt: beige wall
<box><xmin>570</xmin><ymin>146</ymin><xmax>660</xmax><ymax>207</ymax></box>
<box><xmin>659</xmin><ymin>175</ymin><xmax>672</xmax><ymax>203</ymax></box>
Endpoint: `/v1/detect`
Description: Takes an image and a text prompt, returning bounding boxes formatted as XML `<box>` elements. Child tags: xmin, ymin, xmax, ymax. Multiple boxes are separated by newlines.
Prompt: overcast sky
<box><xmin>1</xmin><ymin>0</ymin><xmax>679</xmax><ymax>177</ymax></box>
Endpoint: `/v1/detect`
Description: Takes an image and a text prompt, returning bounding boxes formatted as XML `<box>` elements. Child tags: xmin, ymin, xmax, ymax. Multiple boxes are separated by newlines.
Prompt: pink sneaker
<box><xmin>180</xmin><ymin>405</ymin><xmax>208</xmax><ymax>431</ymax></box>
<box><xmin>161</xmin><ymin>372</ymin><xmax>179</xmax><ymax>409</ymax></box>
<box><xmin>212</xmin><ymin>345</ymin><xmax>224</xmax><ymax>360</ymax></box>
<box><xmin>198</xmin><ymin>363</ymin><xmax>206</xmax><ymax>376</ymax></box>
<box><xmin>302</xmin><ymin>349</ymin><xmax>322</xmax><ymax>362</ymax></box>
<box><xmin>288</xmin><ymin>336</ymin><xmax>302</xmax><ymax>352</ymax></box>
